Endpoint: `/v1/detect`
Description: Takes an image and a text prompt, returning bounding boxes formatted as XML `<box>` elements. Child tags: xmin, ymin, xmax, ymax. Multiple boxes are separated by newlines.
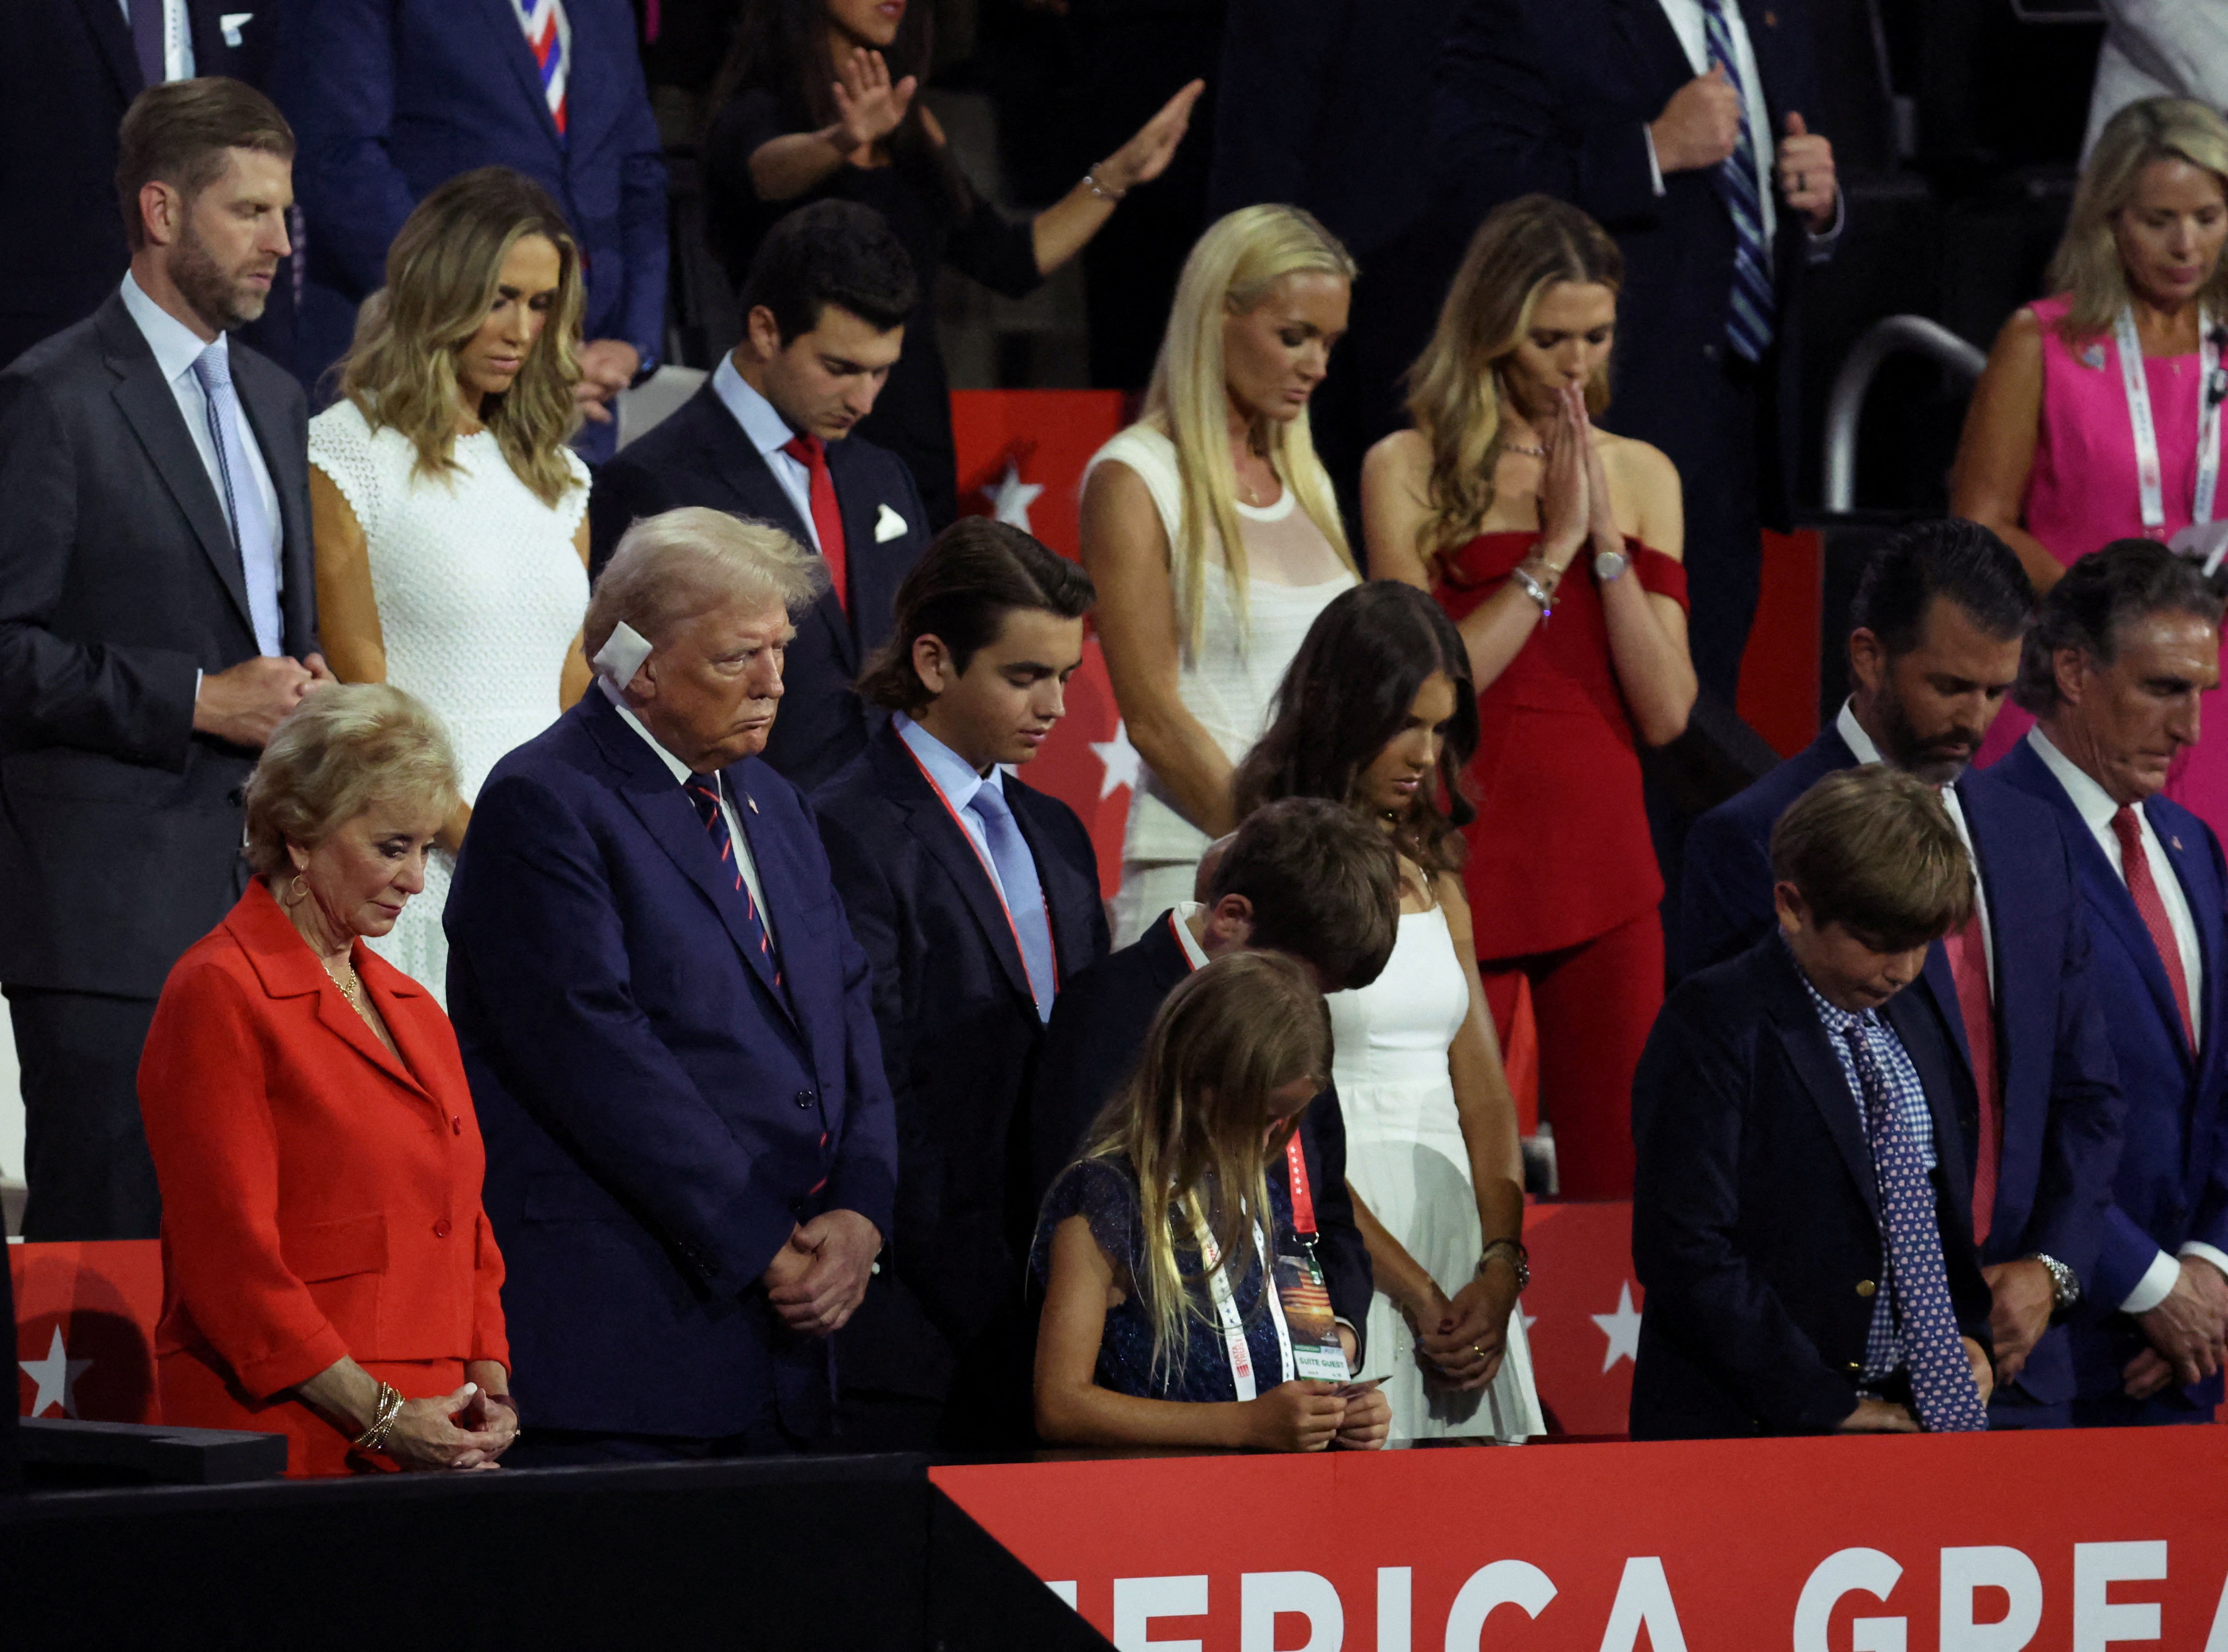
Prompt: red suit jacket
<box><xmin>138</xmin><ymin>878</ymin><xmax>508</xmax><ymax>1475</ymax></box>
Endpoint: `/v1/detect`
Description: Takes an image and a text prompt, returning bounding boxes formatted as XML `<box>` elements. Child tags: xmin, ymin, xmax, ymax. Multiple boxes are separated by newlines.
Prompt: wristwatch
<box><xmin>1478</xmin><ymin>1239</ymin><xmax>1531</xmax><ymax>1294</ymax></box>
<box><xmin>2028</xmin><ymin>1252</ymin><xmax>2081</xmax><ymax>1312</ymax></box>
<box><xmin>1594</xmin><ymin>546</ymin><xmax>1630</xmax><ymax>582</ymax></box>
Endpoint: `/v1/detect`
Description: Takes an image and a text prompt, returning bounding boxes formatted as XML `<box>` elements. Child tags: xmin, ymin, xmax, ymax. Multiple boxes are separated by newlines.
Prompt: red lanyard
<box><xmin>1283</xmin><ymin>1131</ymin><xmax>1317</xmax><ymax>1239</ymax></box>
<box><xmin>898</xmin><ymin>736</ymin><xmax>1060</xmax><ymax>996</ymax></box>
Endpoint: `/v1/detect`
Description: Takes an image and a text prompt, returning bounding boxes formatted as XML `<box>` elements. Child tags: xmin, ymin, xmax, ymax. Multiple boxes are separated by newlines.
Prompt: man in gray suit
<box><xmin>0</xmin><ymin>78</ymin><xmax>326</xmax><ymax>1240</ymax></box>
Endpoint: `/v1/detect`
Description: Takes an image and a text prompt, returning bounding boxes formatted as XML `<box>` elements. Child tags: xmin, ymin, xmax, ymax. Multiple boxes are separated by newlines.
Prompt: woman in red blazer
<box><xmin>138</xmin><ymin>685</ymin><xmax>516</xmax><ymax>1477</ymax></box>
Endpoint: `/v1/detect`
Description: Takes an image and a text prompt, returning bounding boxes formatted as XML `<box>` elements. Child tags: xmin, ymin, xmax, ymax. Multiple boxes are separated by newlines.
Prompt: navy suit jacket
<box><xmin>444</xmin><ymin>690</ymin><xmax>898</xmax><ymax>1439</ymax></box>
<box><xmin>1027</xmin><ymin>909</ymin><xmax>1377</xmax><ymax>1353</ymax></box>
<box><xmin>1432</xmin><ymin>0</ymin><xmax>1825</xmax><ymax>526</ymax></box>
<box><xmin>1680</xmin><ymin>727</ymin><xmax>2123</xmax><ymax>1405</ymax></box>
<box><xmin>811</xmin><ymin>724</ymin><xmax>1108</xmax><ymax>1432</ymax></box>
<box><xmin>1993</xmin><ymin>738</ymin><xmax>2228</xmax><ymax>1413</ymax></box>
<box><xmin>589</xmin><ymin>381</ymin><xmax>932</xmax><ymax>793</ymax></box>
<box><xmin>1631</xmin><ymin>933</ymin><xmax>1995</xmax><ymax>1438</ymax></box>
<box><xmin>276</xmin><ymin>0</ymin><xmax>668</xmax><ymax>389</ymax></box>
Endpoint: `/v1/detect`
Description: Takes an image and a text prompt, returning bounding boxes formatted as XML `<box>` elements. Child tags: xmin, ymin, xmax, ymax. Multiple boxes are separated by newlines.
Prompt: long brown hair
<box><xmin>1079</xmin><ymin>952</ymin><xmax>1332</xmax><ymax>1381</ymax></box>
<box><xmin>1404</xmin><ymin>194</ymin><xmax>1623</xmax><ymax>555</ymax></box>
<box><xmin>337</xmin><ymin>167</ymin><xmax>585</xmax><ymax>507</ymax></box>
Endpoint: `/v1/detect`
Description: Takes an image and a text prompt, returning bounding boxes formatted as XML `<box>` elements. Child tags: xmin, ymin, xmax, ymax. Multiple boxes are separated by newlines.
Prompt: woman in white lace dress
<box><xmin>1081</xmin><ymin>205</ymin><xmax>1361</xmax><ymax>945</ymax></box>
<box><xmin>1236</xmin><ymin>583</ymin><xmax>1543</xmax><ymax>1441</ymax></box>
<box><xmin>309</xmin><ymin>169</ymin><xmax>594</xmax><ymax>1003</ymax></box>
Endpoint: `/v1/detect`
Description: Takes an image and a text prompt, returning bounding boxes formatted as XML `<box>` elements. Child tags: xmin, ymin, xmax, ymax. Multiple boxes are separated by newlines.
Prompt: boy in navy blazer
<box><xmin>1634</xmin><ymin>766</ymin><xmax>1997</xmax><ymax>1439</ymax></box>
<box><xmin>1993</xmin><ymin>540</ymin><xmax>2228</xmax><ymax>1426</ymax></box>
<box><xmin>1680</xmin><ymin>521</ymin><xmax>2121</xmax><ymax>1425</ymax></box>
<box><xmin>448</xmin><ymin>508</ymin><xmax>896</xmax><ymax>1461</ymax></box>
<box><xmin>812</xmin><ymin>519</ymin><xmax>1108</xmax><ymax>1450</ymax></box>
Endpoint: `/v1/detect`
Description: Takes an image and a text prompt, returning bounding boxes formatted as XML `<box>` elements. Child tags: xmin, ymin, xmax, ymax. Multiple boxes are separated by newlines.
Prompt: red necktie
<box><xmin>2114</xmin><ymin>805</ymin><xmax>2196</xmax><ymax>1047</ymax></box>
<box><xmin>1943</xmin><ymin>907</ymin><xmax>2000</xmax><ymax>1244</ymax></box>
<box><xmin>781</xmin><ymin>435</ymin><xmax>848</xmax><ymax>615</ymax></box>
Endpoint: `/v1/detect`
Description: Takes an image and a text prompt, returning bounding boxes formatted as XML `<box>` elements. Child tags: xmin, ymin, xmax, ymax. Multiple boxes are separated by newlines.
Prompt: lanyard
<box><xmin>2113</xmin><ymin>302</ymin><xmax>2224</xmax><ymax>536</ymax></box>
<box><xmin>1283</xmin><ymin>1132</ymin><xmax>1317</xmax><ymax>1240</ymax></box>
<box><xmin>1186</xmin><ymin>1202</ymin><xmax>1295</xmax><ymax>1402</ymax></box>
<box><xmin>897</xmin><ymin>737</ymin><xmax>1059</xmax><ymax>1001</ymax></box>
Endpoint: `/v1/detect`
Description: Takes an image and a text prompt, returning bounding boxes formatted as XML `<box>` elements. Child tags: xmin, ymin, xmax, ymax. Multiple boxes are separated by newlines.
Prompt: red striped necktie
<box><xmin>512</xmin><ymin>0</ymin><xmax>569</xmax><ymax>137</ymax></box>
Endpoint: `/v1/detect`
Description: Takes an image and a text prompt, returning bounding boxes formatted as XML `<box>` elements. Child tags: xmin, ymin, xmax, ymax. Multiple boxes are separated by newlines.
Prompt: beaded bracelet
<box><xmin>1082</xmin><ymin>168</ymin><xmax>1127</xmax><ymax>202</ymax></box>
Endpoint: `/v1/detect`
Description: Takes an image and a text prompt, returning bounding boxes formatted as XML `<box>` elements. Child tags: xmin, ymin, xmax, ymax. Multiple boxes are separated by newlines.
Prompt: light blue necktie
<box><xmin>1698</xmin><ymin>0</ymin><xmax>1775</xmax><ymax>364</ymax></box>
<box><xmin>190</xmin><ymin>344</ymin><xmax>283</xmax><ymax>656</ymax></box>
<box><xmin>966</xmin><ymin>783</ymin><xmax>1056</xmax><ymax>1022</ymax></box>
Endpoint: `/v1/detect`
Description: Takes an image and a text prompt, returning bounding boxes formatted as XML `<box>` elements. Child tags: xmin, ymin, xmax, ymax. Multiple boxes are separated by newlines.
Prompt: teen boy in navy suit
<box><xmin>1634</xmin><ymin>766</ymin><xmax>1996</xmax><ymax>1438</ymax></box>
<box><xmin>1994</xmin><ymin>540</ymin><xmax>2228</xmax><ymax>1426</ymax></box>
<box><xmin>591</xmin><ymin>201</ymin><xmax>932</xmax><ymax>794</ymax></box>
<box><xmin>812</xmin><ymin>520</ymin><xmax>1109</xmax><ymax>1450</ymax></box>
<box><xmin>1681</xmin><ymin>521</ymin><xmax>2121</xmax><ymax>1425</ymax></box>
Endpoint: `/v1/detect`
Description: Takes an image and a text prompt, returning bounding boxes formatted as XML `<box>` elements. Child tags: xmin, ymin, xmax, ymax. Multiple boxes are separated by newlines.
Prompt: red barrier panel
<box><xmin>935</xmin><ymin>1427</ymin><xmax>2228</xmax><ymax>1650</ymax></box>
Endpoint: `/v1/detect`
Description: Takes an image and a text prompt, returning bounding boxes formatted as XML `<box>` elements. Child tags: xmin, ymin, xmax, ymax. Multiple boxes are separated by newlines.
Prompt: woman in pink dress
<box><xmin>1953</xmin><ymin>97</ymin><xmax>2228</xmax><ymax>821</ymax></box>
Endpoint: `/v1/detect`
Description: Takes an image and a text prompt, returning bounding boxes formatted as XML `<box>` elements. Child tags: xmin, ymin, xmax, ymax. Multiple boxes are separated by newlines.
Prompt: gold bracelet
<box><xmin>352</xmin><ymin>1381</ymin><xmax>405</xmax><ymax>1453</ymax></box>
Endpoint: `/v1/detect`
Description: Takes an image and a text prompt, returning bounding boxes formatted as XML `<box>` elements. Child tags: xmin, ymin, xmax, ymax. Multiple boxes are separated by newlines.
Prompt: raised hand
<box><xmin>1535</xmin><ymin>393</ymin><xmax>1590</xmax><ymax>566</ymax></box>
<box><xmin>1572</xmin><ymin>386</ymin><xmax>1621</xmax><ymax>549</ymax></box>
<box><xmin>1649</xmin><ymin>65</ymin><xmax>1743</xmax><ymax>174</ymax></box>
<box><xmin>1777</xmin><ymin>112</ymin><xmax>1839</xmax><ymax>229</ymax></box>
<box><xmin>831</xmin><ymin>49</ymin><xmax>918</xmax><ymax>157</ymax></box>
<box><xmin>1093</xmin><ymin>80</ymin><xmax>1206</xmax><ymax>195</ymax></box>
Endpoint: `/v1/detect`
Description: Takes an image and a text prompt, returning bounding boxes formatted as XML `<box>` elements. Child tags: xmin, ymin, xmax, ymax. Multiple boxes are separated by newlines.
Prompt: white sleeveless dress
<box><xmin>308</xmin><ymin>401</ymin><xmax>591</xmax><ymax>1004</ymax></box>
<box><xmin>1331</xmin><ymin>905</ymin><xmax>1545</xmax><ymax>1441</ymax></box>
<box><xmin>1084</xmin><ymin>426</ymin><xmax>1358</xmax><ymax>945</ymax></box>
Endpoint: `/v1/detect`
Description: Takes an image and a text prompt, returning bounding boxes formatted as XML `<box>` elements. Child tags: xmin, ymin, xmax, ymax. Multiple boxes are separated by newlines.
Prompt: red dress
<box><xmin>1435</xmin><ymin>532</ymin><xmax>1689</xmax><ymax>1198</ymax></box>
<box><xmin>137</xmin><ymin>879</ymin><xmax>510</xmax><ymax>1477</ymax></box>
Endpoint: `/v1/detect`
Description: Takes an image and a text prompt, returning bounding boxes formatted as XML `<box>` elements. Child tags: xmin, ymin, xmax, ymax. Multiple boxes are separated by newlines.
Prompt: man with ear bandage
<box><xmin>444</xmin><ymin>506</ymin><xmax>898</xmax><ymax>1463</ymax></box>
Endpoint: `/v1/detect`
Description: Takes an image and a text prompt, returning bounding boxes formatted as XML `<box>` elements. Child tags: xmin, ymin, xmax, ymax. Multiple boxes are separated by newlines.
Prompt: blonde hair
<box><xmin>585</xmin><ymin>508</ymin><xmax>827</xmax><ymax>659</ymax></box>
<box><xmin>243</xmin><ymin>684</ymin><xmax>462</xmax><ymax>876</ymax></box>
<box><xmin>2047</xmin><ymin>97</ymin><xmax>2228</xmax><ymax>343</ymax></box>
<box><xmin>1078</xmin><ymin>951</ymin><xmax>1332</xmax><ymax>1381</ymax></box>
<box><xmin>1140</xmin><ymin>205</ymin><xmax>1358</xmax><ymax>656</ymax></box>
<box><xmin>1405</xmin><ymin>195</ymin><xmax>1624</xmax><ymax>555</ymax></box>
<box><xmin>337</xmin><ymin>167</ymin><xmax>587</xmax><ymax>508</ymax></box>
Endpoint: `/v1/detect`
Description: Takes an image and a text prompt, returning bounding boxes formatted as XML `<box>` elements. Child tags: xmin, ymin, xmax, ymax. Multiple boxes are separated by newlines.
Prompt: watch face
<box><xmin>1595</xmin><ymin>552</ymin><xmax>1628</xmax><ymax>581</ymax></box>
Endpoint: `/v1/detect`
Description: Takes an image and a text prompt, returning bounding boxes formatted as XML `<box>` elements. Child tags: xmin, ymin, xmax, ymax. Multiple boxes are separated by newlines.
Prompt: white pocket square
<box><xmin>219</xmin><ymin>11</ymin><xmax>253</xmax><ymax>44</ymax></box>
<box><xmin>873</xmin><ymin>503</ymin><xmax>908</xmax><ymax>543</ymax></box>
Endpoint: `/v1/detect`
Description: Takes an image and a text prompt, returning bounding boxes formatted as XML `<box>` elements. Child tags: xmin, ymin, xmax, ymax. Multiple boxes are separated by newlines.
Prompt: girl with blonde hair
<box><xmin>1032</xmin><ymin>951</ymin><xmax>1391</xmax><ymax>1451</ymax></box>
<box><xmin>1952</xmin><ymin>97</ymin><xmax>2228</xmax><ymax>806</ymax></box>
<box><xmin>1081</xmin><ymin>205</ymin><xmax>1362</xmax><ymax>944</ymax></box>
<box><xmin>309</xmin><ymin>166</ymin><xmax>596</xmax><ymax>1003</ymax></box>
<box><xmin>1363</xmin><ymin>194</ymin><xmax>1694</xmax><ymax>1200</ymax></box>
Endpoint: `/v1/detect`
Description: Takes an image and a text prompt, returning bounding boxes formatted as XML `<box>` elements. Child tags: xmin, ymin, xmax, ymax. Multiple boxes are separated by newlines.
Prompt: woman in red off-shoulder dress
<box><xmin>1363</xmin><ymin>195</ymin><xmax>1696</xmax><ymax>1198</ymax></box>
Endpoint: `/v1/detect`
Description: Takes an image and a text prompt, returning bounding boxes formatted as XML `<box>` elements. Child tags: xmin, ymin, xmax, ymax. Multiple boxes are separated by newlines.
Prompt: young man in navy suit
<box><xmin>447</xmin><ymin>509</ymin><xmax>897</xmax><ymax>1462</ymax></box>
<box><xmin>1634</xmin><ymin>766</ymin><xmax>1997</xmax><ymax>1439</ymax></box>
<box><xmin>1993</xmin><ymin>540</ymin><xmax>2228</xmax><ymax>1426</ymax></box>
<box><xmin>592</xmin><ymin>201</ymin><xmax>933</xmax><ymax>795</ymax></box>
<box><xmin>1681</xmin><ymin>520</ymin><xmax>2122</xmax><ymax>1427</ymax></box>
<box><xmin>812</xmin><ymin>519</ymin><xmax>1109</xmax><ymax>1450</ymax></box>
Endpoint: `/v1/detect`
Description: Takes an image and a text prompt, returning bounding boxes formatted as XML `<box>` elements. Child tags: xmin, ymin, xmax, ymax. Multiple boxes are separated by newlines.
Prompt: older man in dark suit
<box><xmin>1433</xmin><ymin>0</ymin><xmax>1842</xmax><ymax>699</ymax></box>
<box><xmin>0</xmin><ymin>80</ymin><xmax>326</xmax><ymax>1241</ymax></box>
<box><xmin>1634</xmin><ymin>766</ymin><xmax>1997</xmax><ymax>1438</ymax></box>
<box><xmin>591</xmin><ymin>201</ymin><xmax>931</xmax><ymax>795</ymax></box>
<box><xmin>448</xmin><ymin>508</ymin><xmax>897</xmax><ymax>1461</ymax></box>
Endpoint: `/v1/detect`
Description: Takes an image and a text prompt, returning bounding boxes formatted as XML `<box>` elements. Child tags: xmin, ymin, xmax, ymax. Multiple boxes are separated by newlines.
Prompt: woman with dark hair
<box><xmin>704</xmin><ymin>0</ymin><xmax>1202</xmax><ymax>527</ymax></box>
<box><xmin>1234</xmin><ymin>582</ymin><xmax>1542</xmax><ymax>1443</ymax></box>
<box><xmin>1362</xmin><ymin>195</ymin><xmax>1695</xmax><ymax>1199</ymax></box>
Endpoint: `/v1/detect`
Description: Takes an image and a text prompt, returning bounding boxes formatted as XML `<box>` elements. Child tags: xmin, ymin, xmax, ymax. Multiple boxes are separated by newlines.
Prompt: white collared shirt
<box><xmin>1836</xmin><ymin>700</ymin><xmax>1994</xmax><ymax>993</ymax></box>
<box><xmin>894</xmin><ymin>713</ymin><xmax>1021</xmax><ymax>908</ymax></box>
<box><xmin>1645</xmin><ymin>0</ymin><xmax>1777</xmax><ymax>244</ymax></box>
<box><xmin>596</xmin><ymin>677</ymin><xmax>774</xmax><ymax>945</ymax></box>
<box><xmin>119</xmin><ymin>271</ymin><xmax>283</xmax><ymax>593</ymax></box>
<box><xmin>2025</xmin><ymin>726</ymin><xmax>2226</xmax><ymax>1313</ymax></box>
<box><xmin>711</xmin><ymin>352</ymin><xmax>819</xmax><ymax>554</ymax></box>
<box><xmin>1171</xmin><ymin>900</ymin><xmax>1211</xmax><ymax>969</ymax></box>
<box><xmin>117</xmin><ymin>0</ymin><xmax>195</xmax><ymax>80</ymax></box>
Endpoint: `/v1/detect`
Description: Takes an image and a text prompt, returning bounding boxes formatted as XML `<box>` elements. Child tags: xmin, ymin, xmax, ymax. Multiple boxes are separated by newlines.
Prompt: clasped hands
<box><xmin>1649</xmin><ymin>68</ymin><xmax>1838</xmax><ymax>229</ymax></box>
<box><xmin>1838</xmin><ymin>1339</ymin><xmax>1993</xmax><ymax>1434</ymax></box>
<box><xmin>762</xmin><ymin>1208</ymin><xmax>882</xmax><ymax>1337</ymax></box>
<box><xmin>2125</xmin><ymin>1255</ymin><xmax>2228</xmax><ymax>1400</ymax></box>
<box><xmin>1406</xmin><ymin>1262</ymin><xmax>1520</xmax><ymax>1394</ymax></box>
<box><xmin>1532</xmin><ymin>384</ymin><xmax>1621</xmax><ymax>575</ymax></box>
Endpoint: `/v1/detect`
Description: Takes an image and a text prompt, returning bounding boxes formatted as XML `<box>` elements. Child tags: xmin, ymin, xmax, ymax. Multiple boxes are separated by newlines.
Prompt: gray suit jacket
<box><xmin>0</xmin><ymin>290</ymin><xmax>317</xmax><ymax>997</ymax></box>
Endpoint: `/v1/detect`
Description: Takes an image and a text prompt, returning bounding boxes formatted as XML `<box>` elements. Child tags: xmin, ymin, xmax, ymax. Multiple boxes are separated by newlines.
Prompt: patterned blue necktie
<box><xmin>1697</xmin><ymin>0</ymin><xmax>1775</xmax><ymax>363</ymax></box>
<box><xmin>966</xmin><ymin>783</ymin><xmax>1056</xmax><ymax>1022</ymax></box>
<box><xmin>685</xmin><ymin>775</ymin><xmax>784</xmax><ymax>996</ymax></box>
<box><xmin>1842</xmin><ymin>1023</ymin><xmax>1989</xmax><ymax>1432</ymax></box>
<box><xmin>190</xmin><ymin>345</ymin><xmax>284</xmax><ymax>656</ymax></box>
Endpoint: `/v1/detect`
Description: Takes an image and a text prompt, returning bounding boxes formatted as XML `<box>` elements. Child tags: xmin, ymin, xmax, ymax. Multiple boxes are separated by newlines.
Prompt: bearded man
<box><xmin>0</xmin><ymin>77</ymin><xmax>329</xmax><ymax>1240</ymax></box>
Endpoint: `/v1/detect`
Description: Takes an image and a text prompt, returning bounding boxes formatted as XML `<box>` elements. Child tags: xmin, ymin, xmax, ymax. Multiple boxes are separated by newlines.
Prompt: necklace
<box><xmin>318</xmin><ymin>952</ymin><xmax>369</xmax><ymax>1012</ymax></box>
<box><xmin>1504</xmin><ymin>439</ymin><xmax>1547</xmax><ymax>458</ymax></box>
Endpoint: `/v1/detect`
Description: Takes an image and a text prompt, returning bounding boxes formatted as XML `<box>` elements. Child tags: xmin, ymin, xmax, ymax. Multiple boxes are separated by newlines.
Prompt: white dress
<box><xmin>1084</xmin><ymin>426</ymin><xmax>1358</xmax><ymax>945</ymax></box>
<box><xmin>308</xmin><ymin>401</ymin><xmax>591</xmax><ymax>1004</ymax></box>
<box><xmin>1331</xmin><ymin>904</ymin><xmax>1545</xmax><ymax>1441</ymax></box>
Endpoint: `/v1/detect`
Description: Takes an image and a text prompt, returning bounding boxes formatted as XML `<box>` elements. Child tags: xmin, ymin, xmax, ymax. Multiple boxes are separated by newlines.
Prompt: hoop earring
<box><xmin>280</xmin><ymin>872</ymin><xmax>310</xmax><ymax>910</ymax></box>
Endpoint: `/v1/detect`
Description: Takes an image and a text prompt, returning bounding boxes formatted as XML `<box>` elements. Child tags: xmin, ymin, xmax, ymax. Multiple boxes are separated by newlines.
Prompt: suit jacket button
<box><xmin>434</xmin><ymin>1219</ymin><xmax>453</xmax><ymax>1239</ymax></box>
<box><xmin>1856</xmin><ymin>1279</ymin><xmax>1877</xmax><ymax>1297</ymax></box>
<box><xmin>1845</xmin><ymin>1362</ymin><xmax>1862</xmax><ymax>1375</ymax></box>
<box><xmin>795</xmin><ymin>1089</ymin><xmax>815</xmax><ymax>1109</ymax></box>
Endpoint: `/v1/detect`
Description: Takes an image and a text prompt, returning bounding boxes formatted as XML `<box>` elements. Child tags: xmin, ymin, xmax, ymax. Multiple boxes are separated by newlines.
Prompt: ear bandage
<box><xmin>591</xmin><ymin>620</ymin><xmax>654</xmax><ymax>685</ymax></box>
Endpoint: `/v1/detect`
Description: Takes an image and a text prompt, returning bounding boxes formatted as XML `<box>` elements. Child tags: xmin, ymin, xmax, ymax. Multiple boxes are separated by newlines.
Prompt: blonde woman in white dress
<box><xmin>308</xmin><ymin>169</ymin><xmax>594</xmax><ymax>1004</ymax></box>
<box><xmin>1235</xmin><ymin>583</ymin><xmax>1543</xmax><ymax>1441</ymax></box>
<box><xmin>1081</xmin><ymin>205</ymin><xmax>1362</xmax><ymax>945</ymax></box>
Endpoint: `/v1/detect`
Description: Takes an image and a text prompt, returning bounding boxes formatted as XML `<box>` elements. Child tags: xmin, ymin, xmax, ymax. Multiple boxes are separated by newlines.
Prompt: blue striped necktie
<box><xmin>1698</xmin><ymin>0</ymin><xmax>1774</xmax><ymax>363</ymax></box>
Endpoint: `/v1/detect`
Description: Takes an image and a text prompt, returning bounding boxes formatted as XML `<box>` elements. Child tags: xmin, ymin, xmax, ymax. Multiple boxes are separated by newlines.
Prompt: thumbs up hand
<box><xmin>1778</xmin><ymin>111</ymin><xmax>1839</xmax><ymax>229</ymax></box>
